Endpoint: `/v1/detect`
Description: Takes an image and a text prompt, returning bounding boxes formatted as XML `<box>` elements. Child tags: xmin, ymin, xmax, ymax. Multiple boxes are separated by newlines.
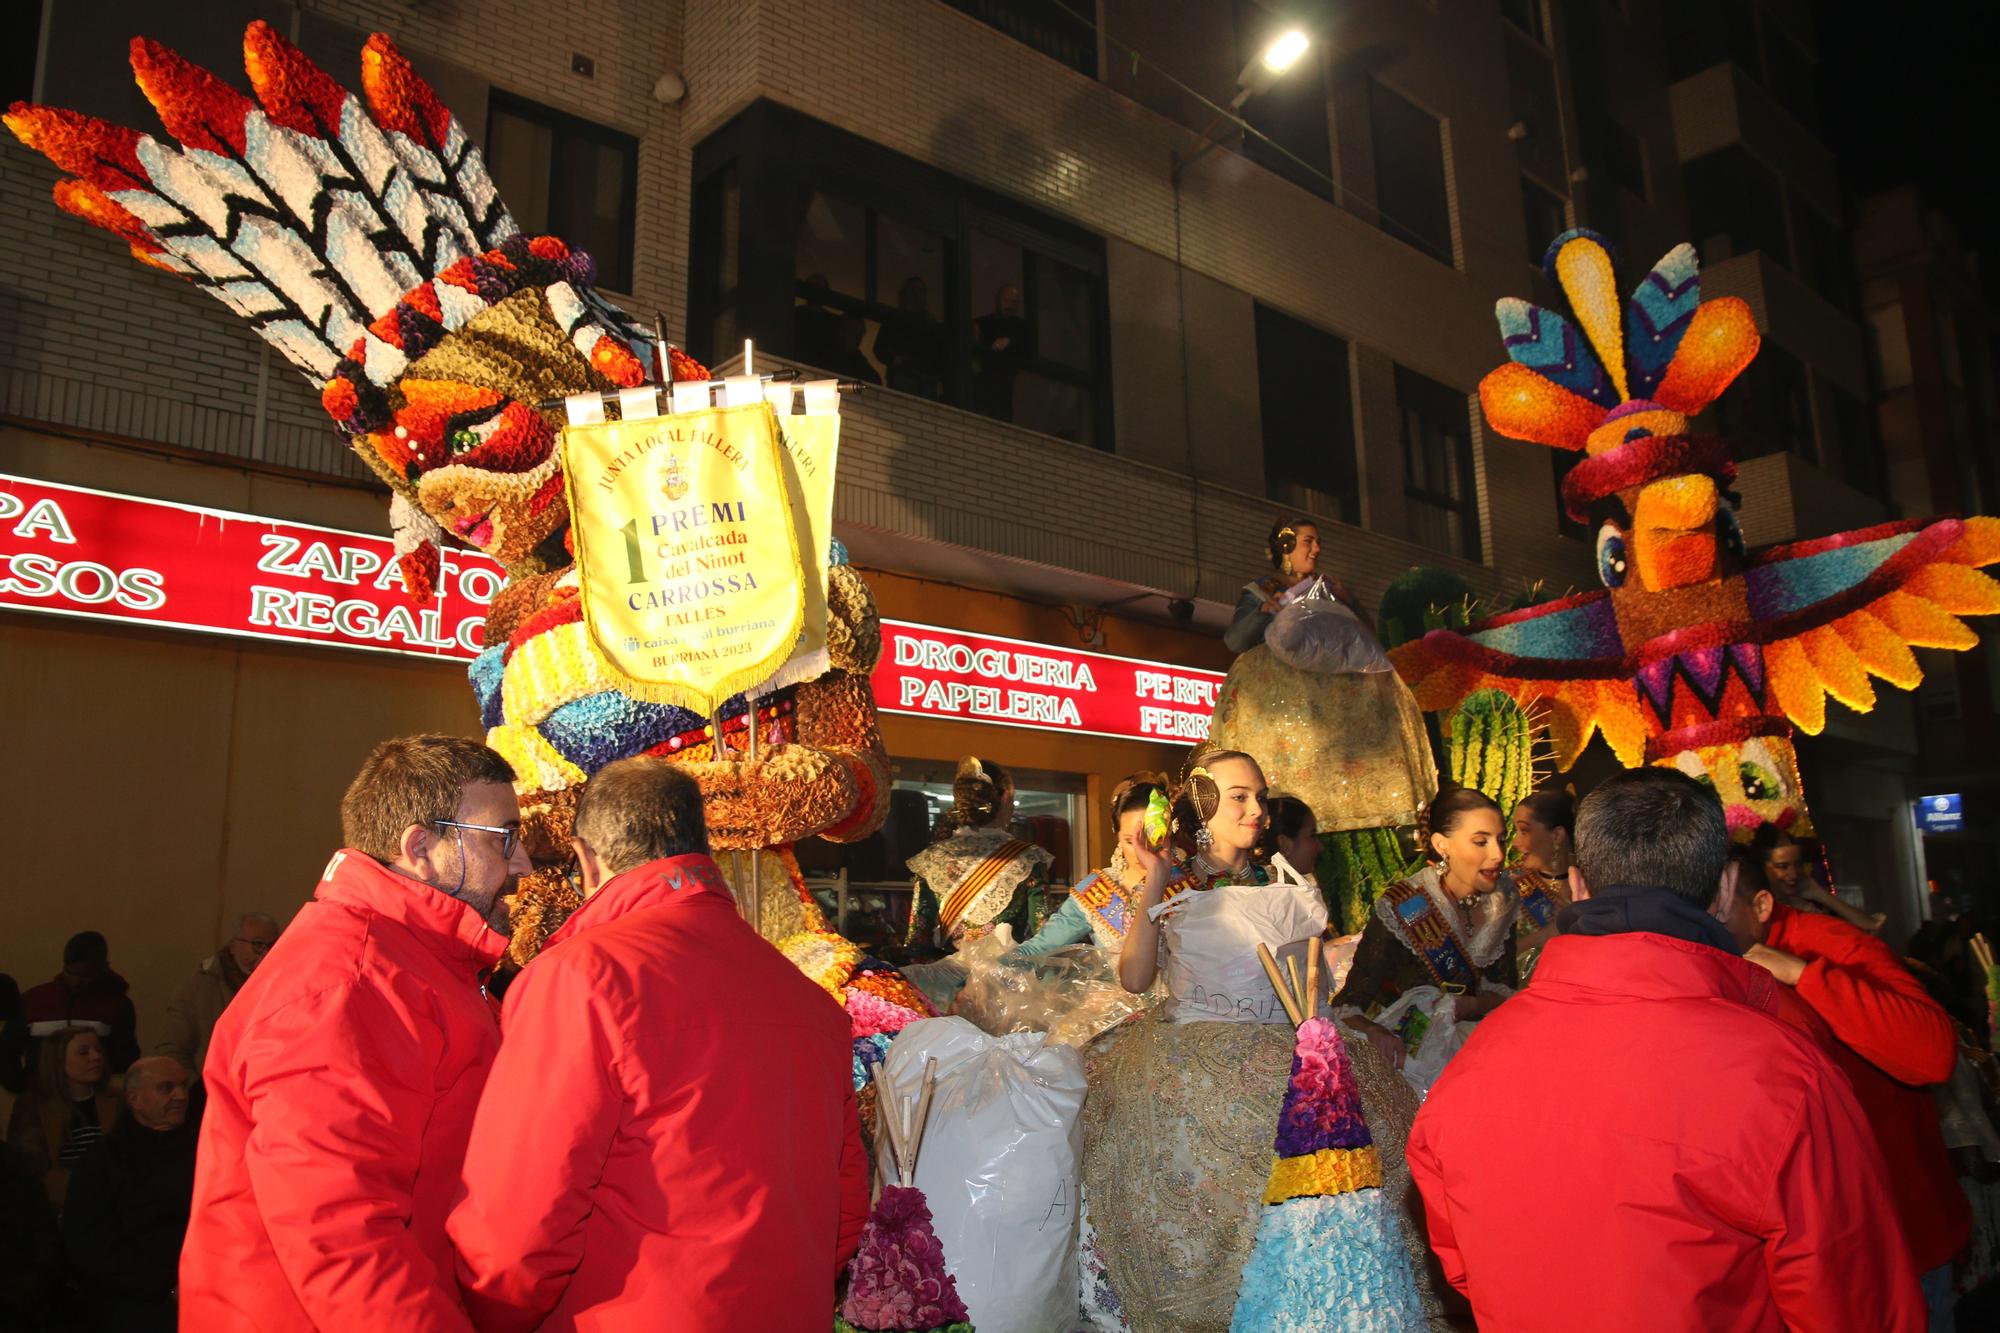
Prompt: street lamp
<box><xmin>1172</xmin><ymin>28</ymin><xmax>1315</xmax><ymax>180</ymax></box>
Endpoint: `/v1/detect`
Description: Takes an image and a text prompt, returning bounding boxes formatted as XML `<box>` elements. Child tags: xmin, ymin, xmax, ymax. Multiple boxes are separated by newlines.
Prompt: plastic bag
<box><xmin>1265</xmin><ymin>582</ymin><xmax>1393</xmax><ymax>676</ymax></box>
<box><xmin>953</xmin><ymin>932</ymin><xmax>1153</xmax><ymax>1048</ymax></box>
<box><xmin>1159</xmin><ymin>875</ymin><xmax>1327</xmax><ymax>1023</ymax></box>
<box><xmin>877</xmin><ymin>1017</ymin><xmax>1087</xmax><ymax>1333</ymax></box>
<box><xmin>1370</xmin><ymin>985</ymin><xmax>1471</xmax><ymax>1096</ymax></box>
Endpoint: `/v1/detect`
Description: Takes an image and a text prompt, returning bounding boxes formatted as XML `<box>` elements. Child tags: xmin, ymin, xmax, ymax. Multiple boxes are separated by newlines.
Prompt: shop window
<box><xmin>794</xmin><ymin>761</ymin><xmax>1086</xmax><ymax>955</ymax></box>
<box><xmin>1368</xmin><ymin>78</ymin><xmax>1454</xmax><ymax>266</ymax></box>
<box><xmin>1500</xmin><ymin>0</ymin><xmax>1546</xmax><ymax>46</ymax></box>
<box><xmin>1233</xmin><ymin>0</ymin><xmax>1335</xmax><ymax>202</ymax></box>
<box><xmin>938</xmin><ymin>0</ymin><xmax>1097</xmax><ymax>78</ymax></box>
<box><xmin>1520</xmin><ymin>175</ymin><xmax>1567</xmax><ymax>269</ymax></box>
<box><xmin>487</xmin><ymin>91</ymin><xmax>638</xmax><ymax>293</ymax></box>
<box><xmin>1397</xmin><ymin>365</ymin><xmax>1481</xmax><ymax>560</ymax></box>
<box><xmin>1685</xmin><ymin>146</ymin><xmax>1789</xmax><ymax>269</ymax></box>
<box><xmin>1253</xmin><ymin>303</ymin><xmax>1360</xmax><ymax>524</ymax></box>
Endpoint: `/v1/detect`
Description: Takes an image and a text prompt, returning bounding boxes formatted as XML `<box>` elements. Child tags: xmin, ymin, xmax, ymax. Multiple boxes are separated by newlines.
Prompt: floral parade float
<box><xmin>4</xmin><ymin>25</ymin><xmax>934</xmax><ymax>1115</ymax></box>
<box><xmin>1390</xmin><ymin>230</ymin><xmax>2000</xmax><ymax>836</ymax></box>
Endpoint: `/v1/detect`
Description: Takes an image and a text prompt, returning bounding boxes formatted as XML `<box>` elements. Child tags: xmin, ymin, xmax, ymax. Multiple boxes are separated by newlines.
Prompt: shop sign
<box><xmin>875</xmin><ymin>618</ymin><xmax>1225</xmax><ymax>744</ymax></box>
<box><xmin>0</xmin><ymin>473</ymin><xmax>500</xmax><ymax>660</ymax></box>
<box><xmin>1916</xmin><ymin>793</ymin><xmax>1964</xmax><ymax>834</ymax></box>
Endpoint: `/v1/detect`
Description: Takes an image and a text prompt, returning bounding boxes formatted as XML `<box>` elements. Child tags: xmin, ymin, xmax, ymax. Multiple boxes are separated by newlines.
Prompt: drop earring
<box><xmin>1194</xmin><ymin>825</ymin><xmax>1214</xmax><ymax>850</ymax></box>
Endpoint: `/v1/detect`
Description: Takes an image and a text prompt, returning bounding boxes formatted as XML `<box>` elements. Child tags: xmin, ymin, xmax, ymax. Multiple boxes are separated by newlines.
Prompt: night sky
<box><xmin>1816</xmin><ymin>0</ymin><xmax>2000</xmax><ymax>291</ymax></box>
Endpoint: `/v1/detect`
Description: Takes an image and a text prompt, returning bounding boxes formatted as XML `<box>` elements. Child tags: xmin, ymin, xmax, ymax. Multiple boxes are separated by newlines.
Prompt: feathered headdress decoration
<box><xmin>1480</xmin><ymin>229</ymin><xmax>1762</xmax><ymax>521</ymax></box>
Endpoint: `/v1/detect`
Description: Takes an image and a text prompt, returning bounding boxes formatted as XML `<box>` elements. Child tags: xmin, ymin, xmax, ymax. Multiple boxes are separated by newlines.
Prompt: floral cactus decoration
<box><xmin>1391</xmin><ymin>230</ymin><xmax>2000</xmax><ymax>837</ymax></box>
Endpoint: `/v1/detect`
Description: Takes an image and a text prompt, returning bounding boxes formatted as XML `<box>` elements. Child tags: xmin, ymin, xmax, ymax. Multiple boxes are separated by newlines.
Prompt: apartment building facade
<box><xmin>0</xmin><ymin>0</ymin><xmax>1951</xmax><ymax>1007</ymax></box>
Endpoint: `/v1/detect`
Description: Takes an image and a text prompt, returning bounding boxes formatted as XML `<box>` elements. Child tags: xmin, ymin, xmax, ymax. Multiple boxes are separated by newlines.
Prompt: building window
<box><xmin>1368</xmin><ymin>79</ymin><xmax>1454</xmax><ymax>266</ymax></box>
<box><xmin>1578</xmin><ymin>103</ymin><xmax>1646</xmax><ymax>200</ymax></box>
<box><xmin>1520</xmin><ymin>175</ymin><xmax>1567</xmax><ymax>268</ymax></box>
<box><xmin>1710</xmin><ymin>343</ymin><xmax>1813</xmax><ymax>461</ymax></box>
<box><xmin>1758</xmin><ymin>14</ymin><xmax>1820</xmax><ymax>131</ymax></box>
<box><xmin>691</xmin><ymin>101</ymin><xmax>1111</xmax><ymax>449</ymax></box>
<box><xmin>1684</xmin><ymin>146</ymin><xmax>1790</xmax><ymax>269</ymax></box>
<box><xmin>1661</xmin><ymin>0</ymin><xmax>1760</xmax><ymax>83</ymax></box>
<box><xmin>1789</xmin><ymin>199</ymin><xmax>1857</xmax><ymax>315</ymax></box>
<box><xmin>1253</xmin><ymin>304</ymin><xmax>1360</xmax><ymax>523</ymax></box>
<box><xmin>1500</xmin><ymin>0</ymin><xmax>1546</xmax><ymax>44</ymax></box>
<box><xmin>1234</xmin><ymin>0</ymin><xmax>1334</xmax><ymax>202</ymax></box>
<box><xmin>1397</xmin><ymin>365</ymin><xmax>1481</xmax><ymax>559</ymax></box>
<box><xmin>1502</xmin><ymin>26</ymin><xmax>1564</xmax><ymax>189</ymax></box>
<box><xmin>937</xmin><ymin>0</ymin><xmax>1097</xmax><ymax>78</ymax></box>
<box><xmin>486</xmin><ymin>92</ymin><xmax>638</xmax><ymax>293</ymax></box>
<box><xmin>1827</xmin><ymin>383</ymin><xmax>1888</xmax><ymax>499</ymax></box>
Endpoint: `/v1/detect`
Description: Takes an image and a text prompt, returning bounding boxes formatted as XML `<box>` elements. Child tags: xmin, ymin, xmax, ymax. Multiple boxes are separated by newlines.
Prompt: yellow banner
<box><xmin>754</xmin><ymin>381</ymin><xmax>842</xmax><ymax>695</ymax></box>
<box><xmin>561</xmin><ymin>400</ymin><xmax>805</xmax><ymax>715</ymax></box>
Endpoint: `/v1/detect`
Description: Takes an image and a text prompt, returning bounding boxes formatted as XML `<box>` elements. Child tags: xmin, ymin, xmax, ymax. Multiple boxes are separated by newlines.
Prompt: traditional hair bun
<box><xmin>948</xmin><ymin>755</ymin><xmax>1010</xmax><ymax>832</ymax></box>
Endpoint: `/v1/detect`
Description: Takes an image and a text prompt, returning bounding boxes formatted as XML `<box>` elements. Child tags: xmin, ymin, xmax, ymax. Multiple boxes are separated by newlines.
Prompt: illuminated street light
<box><xmin>1260</xmin><ymin>29</ymin><xmax>1310</xmax><ymax>75</ymax></box>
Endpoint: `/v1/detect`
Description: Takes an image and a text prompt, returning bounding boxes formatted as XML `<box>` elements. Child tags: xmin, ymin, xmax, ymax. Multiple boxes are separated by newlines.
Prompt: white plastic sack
<box><xmin>1371</xmin><ymin>985</ymin><xmax>1471</xmax><ymax>1096</ymax></box>
<box><xmin>1158</xmin><ymin>871</ymin><xmax>1327</xmax><ymax>1023</ymax></box>
<box><xmin>877</xmin><ymin>1016</ymin><xmax>1086</xmax><ymax>1333</ymax></box>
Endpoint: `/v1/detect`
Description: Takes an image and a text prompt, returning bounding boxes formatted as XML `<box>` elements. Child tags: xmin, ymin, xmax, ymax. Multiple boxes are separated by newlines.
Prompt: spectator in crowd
<box><xmin>62</xmin><ymin>1056</ymin><xmax>196</xmax><ymax>1333</ymax></box>
<box><xmin>451</xmin><ymin>758</ymin><xmax>868</xmax><ymax>1331</ymax></box>
<box><xmin>18</xmin><ymin>933</ymin><xmax>139</xmax><ymax>1073</ymax></box>
<box><xmin>1753</xmin><ymin>823</ymin><xmax>1885</xmax><ymax>933</ymax></box>
<box><xmin>157</xmin><ymin>911</ymin><xmax>281</xmax><ymax>1079</ymax></box>
<box><xmin>971</xmin><ymin>282</ymin><xmax>1026</xmax><ymax>420</ymax></box>
<box><xmin>179</xmin><ymin>734</ymin><xmax>527</xmax><ymax>1330</ymax></box>
<box><xmin>1732</xmin><ymin>845</ymin><xmax>1971</xmax><ymax>1326</ymax></box>
<box><xmin>6</xmin><ymin>1026</ymin><xmax>120</xmax><ymax>1210</ymax></box>
<box><xmin>0</xmin><ymin>972</ymin><xmax>22</xmax><ymax>1101</ymax></box>
<box><xmin>1407</xmin><ymin>768</ymin><xmax>1923</xmax><ymax>1331</ymax></box>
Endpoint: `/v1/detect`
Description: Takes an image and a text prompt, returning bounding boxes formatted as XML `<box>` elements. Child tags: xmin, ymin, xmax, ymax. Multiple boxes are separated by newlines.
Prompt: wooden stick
<box><xmin>1257</xmin><ymin>943</ymin><xmax>1305</xmax><ymax>1027</ymax></box>
<box><xmin>1304</xmin><ymin>939</ymin><xmax>1320</xmax><ymax>1023</ymax></box>
<box><xmin>1975</xmin><ymin>933</ymin><xmax>1995</xmax><ymax>973</ymax></box>
<box><xmin>906</xmin><ymin>1058</ymin><xmax>939</xmax><ymax>1180</ymax></box>
<box><xmin>876</xmin><ymin>1067</ymin><xmax>907</xmax><ymax>1187</ymax></box>
<box><xmin>1286</xmin><ymin>954</ymin><xmax>1305</xmax><ymax>1010</ymax></box>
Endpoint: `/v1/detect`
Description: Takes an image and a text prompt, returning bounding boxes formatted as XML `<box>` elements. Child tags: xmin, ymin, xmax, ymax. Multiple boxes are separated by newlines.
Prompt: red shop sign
<box><xmin>0</xmin><ymin>473</ymin><xmax>502</xmax><ymax>660</ymax></box>
<box><xmin>874</xmin><ymin>618</ymin><xmax>1224</xmax><ymax>744</ymax></box>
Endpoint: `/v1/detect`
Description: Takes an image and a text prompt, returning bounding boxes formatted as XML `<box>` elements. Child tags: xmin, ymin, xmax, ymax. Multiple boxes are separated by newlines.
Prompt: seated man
<box><xmin>450</xmin><ymin>758</ymin><xmax>868</xmax><ymax>1331</ymax></box>
<box><xmin>1734</xmin><ymin>859</ymin><xmax>1971</xmax><ymax>1325</ymax></box>
<box><xmin>157</xmin><ymin>912</ymin><xmax>281</xmax><ymax>1081</ymax></box>
<box><xmin>62</xmin><ymin>1057</ymin><xmax>196</xmax><ymax>1333</ymax></box>
<box><xmin>1408</xmin><ymin>768</ymin><xmax>1922</xmax><ymax>1331</ymax></box>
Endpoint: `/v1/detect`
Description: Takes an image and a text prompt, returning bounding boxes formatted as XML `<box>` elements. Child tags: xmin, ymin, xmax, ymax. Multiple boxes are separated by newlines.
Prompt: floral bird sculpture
<box><xmin>1391</xmin><ymin>230</ymin><xmax>2000</xmax><ymax>837</ymax></box>
<box><xmin>6</xmin><ymin>26</ymin><xmax>929</xmax><ymax>1089</ymax></box>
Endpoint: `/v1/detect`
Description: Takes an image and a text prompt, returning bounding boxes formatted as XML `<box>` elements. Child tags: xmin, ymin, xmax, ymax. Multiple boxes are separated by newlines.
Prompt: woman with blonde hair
<box><xmin>5</xmin><ymin>1026</ymin><xmax>119</xmax><ymax>1208</ymax></box>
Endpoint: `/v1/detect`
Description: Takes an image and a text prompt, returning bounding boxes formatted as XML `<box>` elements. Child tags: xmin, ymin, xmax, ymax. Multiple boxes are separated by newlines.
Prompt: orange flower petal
<box><xmin>1654</xmin><ymin>298</ymin><xmax>1760</xmax><ymax>417</ymax></box>
<box><xmin>1800</xmin><ymin>626</ymin><xmax>1876</xmax><ymax>714</ymax></box>
<box><xmin>1477</xmin><ymin>363</ymin><xmax>1602</xmax><ymax>451</ymax></box>
<box><xmin>1903</xmin><ymin>563</ymin><xmax>2000</xmax><ymax>617</ymax></box>
<box><xmin>1830</xmin><ymin>609</ymin><xmax>1921</xmax><ymax>691</ymax></box>
<box><xmin>1872</xmin><ymin>589</ymin><xmax>1978</xmax><ymax>651</ymax></box>
<box><xmin>1942</xmin><ymin>515</ymin><xmax>2000</xmax><ymax>568</ymax></box>
<box><xmin>1765</xmin><ymin>637</ymin><xmax>1827</xmax><ymax>735</ymax></box>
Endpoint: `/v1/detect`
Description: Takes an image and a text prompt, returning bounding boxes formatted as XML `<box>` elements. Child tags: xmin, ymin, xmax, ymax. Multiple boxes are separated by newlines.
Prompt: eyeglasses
<box><xmin>432</xmin><ymin>819</ymin><xmax>520</xmax><ymax>859</ymax></box>
<box><xmin>231</xmin><ymin>937</ymin><xmax>275</xmax><ymax>953</ymax></box>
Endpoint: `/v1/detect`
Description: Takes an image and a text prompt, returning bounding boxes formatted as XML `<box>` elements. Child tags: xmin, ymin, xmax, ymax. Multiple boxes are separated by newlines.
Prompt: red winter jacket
<box><xmin>1408</xmin><ymin>931</ymin><xmax>1923</xmax><ymax>1333</ymax></box>
<box><xmin>180</xmin><ymin>849</ymin><xmax>506</xmax><ymax>1331</ymax></box>
<box><xmin>1765</xmin><ymin>901</ymin><xmax>1971</xmax><ymax>1271</ymax></box>
<box><xmin>449</xmin><ymin>852</ymin><xmax>869</xmax><ymax>1332</ymax></box>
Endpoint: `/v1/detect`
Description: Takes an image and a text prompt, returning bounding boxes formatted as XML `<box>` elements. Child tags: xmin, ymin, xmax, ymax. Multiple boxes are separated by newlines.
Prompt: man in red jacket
<box><xmin>1730</xmin><ymin>853</ymin><xmax>1971</xmax><ymax>1326</ymax></box>
<box><xmin>450</xmin><ymin>757</ymin><xmax>869</xmax><ymax>1331</ymax></box>
<box><xmin>1408</xmin><ymin>769</ymin><xmax>1923</xmax><ymax>1332</ymax></box>
<box><xmin>180</xmin><ymin>735</ymin><xmax>528</xmax><ymax>1331</ymax></box>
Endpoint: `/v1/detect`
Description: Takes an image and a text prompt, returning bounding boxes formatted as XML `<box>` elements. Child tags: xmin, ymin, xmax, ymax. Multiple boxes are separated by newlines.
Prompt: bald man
<box><xmin>63</xmin><ymin>1056</ymin><xmax>197</xmax><ymax>1331</ymax></box>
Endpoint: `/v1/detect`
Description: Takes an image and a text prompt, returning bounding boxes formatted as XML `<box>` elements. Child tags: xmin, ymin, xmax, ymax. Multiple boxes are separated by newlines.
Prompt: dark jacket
<box><xmin>20</xmin><ymin>971</ymin><xmax>139</xmax><ymax>1072</ymax></box>
<box><xmin>62</xmin><ymin>1116</ymin><xmax>199</xmax><ymax>1332</ymax></box>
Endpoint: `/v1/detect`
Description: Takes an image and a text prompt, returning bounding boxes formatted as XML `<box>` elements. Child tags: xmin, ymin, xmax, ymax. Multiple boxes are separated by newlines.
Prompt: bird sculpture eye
<box><xmin>1738</xmin><ymin>760</ymin><xmax>1781</xmax><ymax>802</ymax></box>
<box><xmin>1596</xmin><ymin>523</ymin><xmax>1629</xmax><ymax>588</ymax></box>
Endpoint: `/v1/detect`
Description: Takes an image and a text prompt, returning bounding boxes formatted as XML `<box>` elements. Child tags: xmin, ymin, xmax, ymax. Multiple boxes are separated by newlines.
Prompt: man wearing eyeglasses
<box><xmin>181</xmin><ymin>734</ymin><xmax>530</xmax><ymax>1332</ymax></box>
<box><xmin>157</xmin><ymin>910</ymin><xmax>281</xmax><ymax>1082</ymax></box>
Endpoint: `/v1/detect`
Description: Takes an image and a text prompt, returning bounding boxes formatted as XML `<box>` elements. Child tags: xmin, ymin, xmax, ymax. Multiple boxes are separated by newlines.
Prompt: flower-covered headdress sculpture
<box><xmin>1392</xmin><ymin>230</ymin><xmax>2000</xmax><ymax>836</ymax></box>
<box><xmin>7</xmin><ymin>25</ymin><xmax>927</xmax><ymax>1082</ymax></box>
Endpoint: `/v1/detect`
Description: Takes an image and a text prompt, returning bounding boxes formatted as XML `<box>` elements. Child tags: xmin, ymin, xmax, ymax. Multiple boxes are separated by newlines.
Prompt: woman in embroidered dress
<box><xmin>1330</xmin><ymin>786</ymin><xmax>1519</xmax><ymax>1071</ymax></box>
<box><xmin>1222</xmin><ymin>518</ymin><xmax>1370</xmax><ymax>654</ymax></box>
<box><xmin>1077</xmin><ymin>750</ymin><xmax>1449</xmax><ymax>1332</ymax></box>
<box><xmin>1509</xmin><ymin>787</ymin><xmax>1575</xmax><ymax>982</ymax></box>
<box><xmin>901</xmin><ymin>757</ymin><xmax>1051</xmax><ymax>1010</ymax></box>
<box><xmin>1013</xmin><ymin>774</ymin><xmax>1164</xmax><ymax>959</ymax></box>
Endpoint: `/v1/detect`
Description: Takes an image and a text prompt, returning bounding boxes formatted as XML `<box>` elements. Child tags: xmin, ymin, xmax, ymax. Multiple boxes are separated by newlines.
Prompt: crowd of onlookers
<box><xmin>1</xmin><ymin>919</ymin><xmax>277</xmax><ymax>1329</ymax></box>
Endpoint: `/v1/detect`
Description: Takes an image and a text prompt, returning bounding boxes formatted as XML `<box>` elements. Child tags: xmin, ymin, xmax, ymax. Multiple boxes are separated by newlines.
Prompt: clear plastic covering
<box><xmin>1265</xmin><ymin>579</ymin><xmax>1394</xmax><ymax>675</ymax></box>
<box><xmin>952</xmin><ymin>932</ymin><xmax>1157</xmax><ymax>1048</ymax></box>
